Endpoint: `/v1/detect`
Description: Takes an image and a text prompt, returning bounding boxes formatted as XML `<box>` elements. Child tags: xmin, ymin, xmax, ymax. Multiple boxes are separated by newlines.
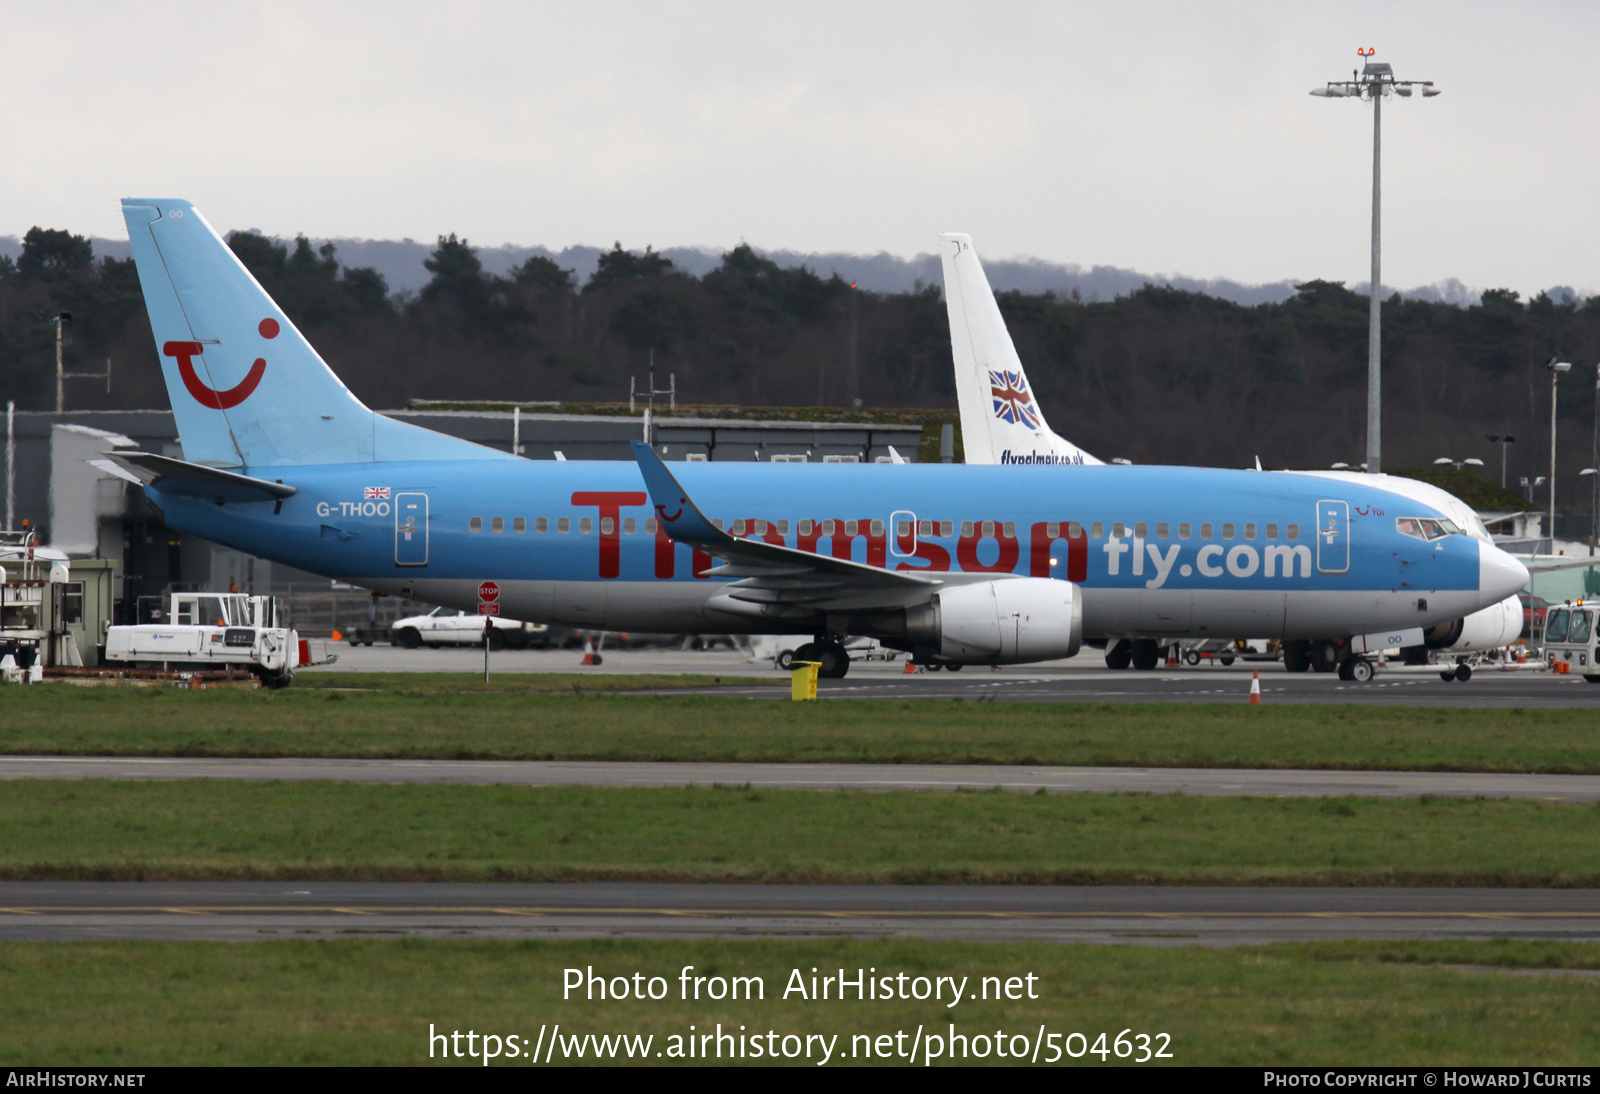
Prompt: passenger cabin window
<box><xmin>1002</xmin><ymin>521</ymin><xmax>1015</xmax><ymax>538</ymax></box>
<box><xmin>918</xmin><ymin>520</ymin><xmax>933</xmax><ymax>536</ymax></box>
<box><xmin>535</xmin><ymin>517</ymin><xmax>548</xmax><ymax>533</ymax></box>
<box><xmin>845</xmin><ymin>520</ymin><xmax>858</xmax><ymax>535</ymax></box>
<box><xmin>491</xmin><ymin>516</ymin><xmax>504</xmax><ymax>534</ymax></box>
<box><xmin>644</xmin><ymin>518</ymin><xmax>657</xmax><ymax>534</ymax></box>
<box><xmin>1570</xmin><ymin>610</ymin><xmax>1593</xmax><ymax>645</ymax></box>
<box><xmin>1265</xmin><ymin>523</ymin><xmax>1278</xmax><ymax>539</ymax></box>
<box><xmin>799</xmin><ymin>520</ymin><xmax>814</xmax><ymax>535</ymax></box>
<box><xmin>822</xmin><ymin>519</ymin><xmax>836</xmax><ymax>535</ymax></box>
<box><xmin>623</xmin><ymin>518</ymin><xmax>636</xmax><ymax>535</ymax></box>
<box><xmin>1112</xmin><ymin>522</ymin><xmax>1127</xmax><ymax>538</ymax></box>
<box><xmin>1243</xmin><ymin>523</ymin><xmax>1256</xmax><ymax>539</ymax></box>
<box><xmin>871</xmin><ymin>519</ymin><xmax>885</xmax><ymax>536</ymax></box>
<box><xmin>1134</xmin><ymin>522</ymin><xmax>1147</xmax><ymax>539</ymax></box>
<box><xmin>731</xmin><ymin>520</ymin><xmax>746</xmax><ymax>536</ymax></box>
<box><xmin>513</xmin><ymin>517</ymin><xmax>526</xmax><ymax>533</ymax></box>
<box><xmin>777</xmin><ymin>520</ymin><xmax>790</xmax><ymax>535</ymax></box>
<box><xmin>1091</xmin><ymin>522</ymin><xmax>1104</xmax><ymax>539</ymax></box>
<box><xmin>1156</xmin><ymin>523</ymin><xmax>1169</xmax><ymax>539</ymax></box>
<box><xmin>469</xmin><ymin>517</ymin><xmax>483</xmax><ymax>533</ymax></box>
<box><xmin>1178</xmin><ymin>523</ymin><xmax>1191</xmax><ymax>539</ymax></box>
<box><xmin>600</xmin><ymin>517</ymin><xmax>614</xmax><ymax>535</ymax></box>
<box><xmin>940</xmin><ymin>521</ymin><xmax>954</xmax><ymax>537</ymax></box>
<box><xmin>579</xmin><ymin>517</ymin><xmax>593</xmax><ymax>534</ymax></box>
<box><xmin>711</xmin><ymin>519</ymin><xmax>723</xmax><ymax>531</ymax></box>
<box><xmin>1221</xmin><ymin>523</ymin><xmax>1235</xmax><ymax>540</ymax></box>
<box><xmin>1067</xmin><ymin>522</ymin><xmax>1083</xmax><ymax>538</ymax></box>
<box><xmin>961</xmin><ymin>521</ymin><xmax>974</xmax><ymax>537</ymax></box>
<box><xmin>1286</xmin><ymin>524</ymin><xmax>1299</xmax><ymax>540</ymax></box>
<box><xmin>557</xmin><ymin>517</ymin><xmax>570</xmax><ymax>534</ymax></box>
<box><xmin>1200</xmin><ymin>523</ymin><xmax>1213</xmax><ymax>539</ymax></box>
<box><xmin>1546</xmin><ymin>609</ymin><xmax>1570</xmax><ymax>644</ymax></box>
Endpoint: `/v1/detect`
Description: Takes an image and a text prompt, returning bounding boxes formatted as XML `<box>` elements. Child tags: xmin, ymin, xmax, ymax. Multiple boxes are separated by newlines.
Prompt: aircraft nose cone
<box><xmin>1479</xmin><ymin>543</ymin><xmax>1530</xmax><ymax>602</ymax></box>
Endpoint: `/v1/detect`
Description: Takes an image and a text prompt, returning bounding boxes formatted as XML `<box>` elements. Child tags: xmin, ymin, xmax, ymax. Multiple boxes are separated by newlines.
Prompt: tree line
<box><xmin>4</xmin><ymin>225</ymin><xmax>1600</xmax><ymax>511</ymax></box>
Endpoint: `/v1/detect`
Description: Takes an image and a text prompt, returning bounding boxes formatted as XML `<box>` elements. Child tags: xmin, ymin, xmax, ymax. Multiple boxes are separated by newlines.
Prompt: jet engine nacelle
<box><xmin>1421</xmin><ymin>594</ymin><xmax>1523</xmax><ymax>651</ymax></box>
<box><xmin>906</xmin><ymin>578</ymin><xmax>1082</xmax><ymax>664</ymax></box>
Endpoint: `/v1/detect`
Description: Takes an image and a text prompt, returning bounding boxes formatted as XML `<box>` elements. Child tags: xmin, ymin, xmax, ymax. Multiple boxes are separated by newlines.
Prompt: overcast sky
<box><xmin>4</xmin><ymin>1</ymin><xmax>1596</xmax><ymax>296</ymax></box>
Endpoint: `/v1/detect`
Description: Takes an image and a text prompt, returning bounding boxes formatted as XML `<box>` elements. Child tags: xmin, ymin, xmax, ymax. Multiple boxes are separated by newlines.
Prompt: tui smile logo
<box><xmin>163</xmin><ymin>317</ymin><xmax>278</xmax><ymax>409</ymax></box>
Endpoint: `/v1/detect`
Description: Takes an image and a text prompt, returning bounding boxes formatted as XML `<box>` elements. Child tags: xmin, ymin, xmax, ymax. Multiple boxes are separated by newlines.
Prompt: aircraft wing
<box><xmin>629</xmin><ymin>441</ymin><xmax>947</xmax><ymax>618</ymax></box>
<box><xmin>1520</xmin><ymin>555</ymin><xmax>1600</xmax><ymax>574</ymax></box>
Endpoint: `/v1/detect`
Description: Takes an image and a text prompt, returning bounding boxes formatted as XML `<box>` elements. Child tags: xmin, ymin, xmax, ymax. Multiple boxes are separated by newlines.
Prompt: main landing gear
<box><xmin>1104</xmin><ymin>638</ymin><xmax>1163</xmax><ymax>671</ymax></box>
<box><xmin>792</xmin><ymin>638</ymin><xmax>850</xmax><ymax>679</ymax></box>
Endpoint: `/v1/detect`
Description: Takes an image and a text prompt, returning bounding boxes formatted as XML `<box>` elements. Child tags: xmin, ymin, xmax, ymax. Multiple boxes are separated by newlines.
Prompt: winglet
<box><xmin>629</xmin><ymin>441</ymin><xmax>731</xmax><ymax>548</ymax></box>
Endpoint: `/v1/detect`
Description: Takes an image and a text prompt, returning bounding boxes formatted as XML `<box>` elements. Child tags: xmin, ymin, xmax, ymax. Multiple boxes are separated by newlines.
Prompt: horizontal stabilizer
<box><xmin>106</xmin><ymin>451</ymin><xmax>298</xmax><ymax>504</ymax></box>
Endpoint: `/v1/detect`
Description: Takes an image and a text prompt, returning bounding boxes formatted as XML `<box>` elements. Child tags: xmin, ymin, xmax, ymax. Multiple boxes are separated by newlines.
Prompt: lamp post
<box><xmin>1433</xmin><ymin>457</ymin><xmax>1484</xmax><ymax>472</ymax></box>
<box><xmin>1592</xmin><ymin>365</ymin><xmax>1600</xmax><ymax>549</ymax></box>
<box><xmin>1312</xmin><ymin>49</ymin><xmax>1439</xmax><ymax>476</ymax></box>
<box><xmin>1583</xmin><ymin>468</ymin><xmax>1599</xmax><ymax>555</ymax></box>
<box><xmin>1487</xmin><ymin>434</ymin><xmax>1516</xmax><ymax>488</ymax></box>
<box><xmin>1548</xmin><ymin>359</ymin><xmax>1572</xmax><ymax>543</ymax></box>
<box><xmin>49</xmin><ymin>312</ymin><xmax>72</xmax><ymax>414</ymax></box>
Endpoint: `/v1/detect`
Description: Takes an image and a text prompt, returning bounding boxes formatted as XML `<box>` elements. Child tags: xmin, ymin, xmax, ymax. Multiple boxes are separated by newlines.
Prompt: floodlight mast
<box><xmin>1311</xmin><ymin>49</ymin><xmax>1439</xmax><ymax>476</ymax></box>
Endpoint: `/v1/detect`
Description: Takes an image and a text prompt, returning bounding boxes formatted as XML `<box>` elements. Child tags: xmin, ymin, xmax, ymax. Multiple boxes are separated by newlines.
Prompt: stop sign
<box><xmin>477</xmin><ymin>580</ymin><xmax>500</xmax><ymax>604</ymax></box>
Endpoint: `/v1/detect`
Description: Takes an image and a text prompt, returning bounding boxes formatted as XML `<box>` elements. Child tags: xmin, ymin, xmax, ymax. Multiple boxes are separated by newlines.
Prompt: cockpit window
<box><xmin>1396</xmin><ymin>516</ymin><xmax>1458</xmax><ymax>542</ymax></box>
<box><xmin>1546</xmin><ymin>608</ymin><xmax>1570</xmax><ymax>644</ymax></box>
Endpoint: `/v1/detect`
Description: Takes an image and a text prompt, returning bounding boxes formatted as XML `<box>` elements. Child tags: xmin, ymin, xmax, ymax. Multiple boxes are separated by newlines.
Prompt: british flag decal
<box><xmin>989</xmin><ymin>370</ymin><xmax>1041</xmax><ymax>430</ymax></box>
<box><xmin>364</xmin><ymin>486</ymin><xmax>391</xmax><ymax>500</ymax></box>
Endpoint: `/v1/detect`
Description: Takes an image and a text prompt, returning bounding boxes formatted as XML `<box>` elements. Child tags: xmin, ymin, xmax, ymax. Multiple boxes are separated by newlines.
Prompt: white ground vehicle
<box><xmin>105</xmin><ymin>592</ymin><xmax>312</xmax><ymax>687</ymax></box>
<box><xmin>1541</xmin><ymin>602</ymin><xmax>1600</xmax><ymax>683</ymax></box>
<box><xmin>390</xmin><ymin>607</ymin><xmax>549</xmax><ymax>650</ymax></box>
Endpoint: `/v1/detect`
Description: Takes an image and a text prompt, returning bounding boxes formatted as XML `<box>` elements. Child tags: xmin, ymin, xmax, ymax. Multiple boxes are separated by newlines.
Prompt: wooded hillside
<box><xmin>3</xmin><ymin>226</ymin><xmax>1597</xmax><ymax>512</ymax></box>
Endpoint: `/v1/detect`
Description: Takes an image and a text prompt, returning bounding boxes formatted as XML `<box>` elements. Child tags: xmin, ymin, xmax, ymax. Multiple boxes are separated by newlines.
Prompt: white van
<box><xmin>1541</xmin><ymin>602</ymin><xmax>1600</xmax><ymax>683</ymax></box>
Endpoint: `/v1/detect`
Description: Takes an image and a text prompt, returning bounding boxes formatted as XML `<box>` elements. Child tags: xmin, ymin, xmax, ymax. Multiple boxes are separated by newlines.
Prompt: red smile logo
<box><xmin>163</xmin><ymin>317</ymin><xmax>277</xmax><ymax>409</ymax></box>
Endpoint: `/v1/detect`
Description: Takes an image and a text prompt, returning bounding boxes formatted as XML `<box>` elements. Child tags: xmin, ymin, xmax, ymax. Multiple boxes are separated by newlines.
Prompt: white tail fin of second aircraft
<box><xmin>938</xmin><ymin>233</ymin><xmax>1100</xmax><ymax>467</ymax></box>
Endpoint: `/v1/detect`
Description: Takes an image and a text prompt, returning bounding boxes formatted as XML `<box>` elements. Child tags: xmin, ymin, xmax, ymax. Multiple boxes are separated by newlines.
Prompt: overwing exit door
<box><xmin>1315</xmin><ymin>500</ymin><xmax>1349</xmax><ymax>574</ymax></box>
<box><xmin>395</xmin><ymin>492</ymin><xmax>429</xmax><ymax>566</ymax></box>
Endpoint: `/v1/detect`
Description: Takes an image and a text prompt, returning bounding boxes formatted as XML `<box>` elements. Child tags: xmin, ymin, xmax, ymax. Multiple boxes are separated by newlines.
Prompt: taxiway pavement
<box><xmin>5</xmin><ymin>756</ymin><xmax>1600</xmax><ymax>801</ymax></box>
<box><xmin>4</xmin><ymin>882</ymin><xmax>1597</xmax><ymax>945</ymax></box>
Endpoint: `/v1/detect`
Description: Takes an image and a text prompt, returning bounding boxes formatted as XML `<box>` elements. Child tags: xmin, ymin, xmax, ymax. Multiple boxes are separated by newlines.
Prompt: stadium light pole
<box><xmin>1487</xmin><ymin>434</ymin><xmax>1516</xmax><ymax>488</ymax></box>
<box><xmin>1312</xmin><ymin>49</ymin><xmax>1439</xmax><ymax>476</ymax></box>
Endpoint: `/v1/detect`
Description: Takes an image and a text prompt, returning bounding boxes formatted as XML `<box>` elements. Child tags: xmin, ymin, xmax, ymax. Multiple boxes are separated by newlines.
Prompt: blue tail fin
<box><xmin>121</xmin><ymin>198</ymin><xmax>511</xmax><ymax>469</ymax></box>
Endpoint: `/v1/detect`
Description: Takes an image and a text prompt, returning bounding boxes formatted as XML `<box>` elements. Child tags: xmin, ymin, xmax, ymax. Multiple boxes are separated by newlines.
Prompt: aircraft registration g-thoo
<box><xmin>107</xmin><ymin>199</ymin><xmax>1528</xmax><ymax>681</ymax></box>
<box><xmin>938</xmin><ymin>231</ymin><xmax>1532</xmax><ymax>675</ymax></box>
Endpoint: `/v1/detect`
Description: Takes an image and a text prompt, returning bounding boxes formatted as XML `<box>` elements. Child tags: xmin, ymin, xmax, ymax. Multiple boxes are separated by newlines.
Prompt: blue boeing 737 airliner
<box><xmin>107</xmin><ymin>199</ymin><xmax>1528</xmax><ymax>679</ymax></box>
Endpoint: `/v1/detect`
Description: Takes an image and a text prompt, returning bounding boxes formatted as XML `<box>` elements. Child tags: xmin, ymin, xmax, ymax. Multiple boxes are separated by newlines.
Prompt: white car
<box><xmin>390</xmin><ymin>607</ymin><xmax>549</xmax><ymax>650</ymax></box>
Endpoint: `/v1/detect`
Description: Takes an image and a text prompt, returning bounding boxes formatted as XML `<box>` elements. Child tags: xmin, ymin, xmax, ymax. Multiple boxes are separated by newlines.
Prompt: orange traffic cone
<box><xmin>580</xmin><ymin>638</ymin><xmax>598</xmax><ymax>666</ymax></box>
<box><xmin>1165</xmin><ymin>644</ymin><xmax>1178</xmax><ymax>668</ymax></box>
<box><xmin>1247</xmin><ymin>671</ymin><xmax>1262</xmax><ymax>704</ymax></box>
<box><xmin>902</xmin><ymin>659</ymin><xmax>919</xmax><ymax>674</ymax></box>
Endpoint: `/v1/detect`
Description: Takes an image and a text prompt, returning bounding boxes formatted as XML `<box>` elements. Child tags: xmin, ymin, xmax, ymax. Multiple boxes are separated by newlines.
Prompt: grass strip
<box><xmin>5</xmin><ymin>686</ymin><xmax>1600</xmax><ymax>772</ymax></box>
<box><xmin>4</xmin><ymin>938</ymin><xmax>1600</xmax><ymax>1065</ymax></box>
<box><xmin>7</xmin><ymin>781</ymin><xmax>1600</xmax><ymax>885</ymax></box>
